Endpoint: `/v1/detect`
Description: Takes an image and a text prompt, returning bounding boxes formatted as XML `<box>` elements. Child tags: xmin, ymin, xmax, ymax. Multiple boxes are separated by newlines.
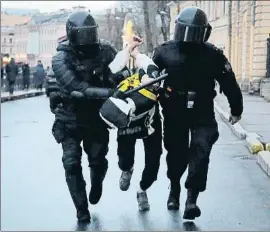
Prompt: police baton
<box><xmin>70</xmin><ymin>73</ymin><xmax>168</xmax><ymax>99</ymax></box>
<box><xmin>123</xmin><ymin>73</ymin><xmax>168</xmax><ymax>97</ymax></box>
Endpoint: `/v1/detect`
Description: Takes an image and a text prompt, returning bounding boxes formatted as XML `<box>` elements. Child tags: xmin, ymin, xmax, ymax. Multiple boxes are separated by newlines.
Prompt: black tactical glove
<box><xmin>229</xmin><ymin>115</ymin><xmax>241</xmax><ymax>125</ymax></box>
<box><xmin>49</xmin><ymin>92</ymin><xmax>63</xmax><ymax>114</ymax></box>
<box><xmin>70</xmin><ymin>91</ymin><xmax>85</xmax><ymax>99</ymax></box>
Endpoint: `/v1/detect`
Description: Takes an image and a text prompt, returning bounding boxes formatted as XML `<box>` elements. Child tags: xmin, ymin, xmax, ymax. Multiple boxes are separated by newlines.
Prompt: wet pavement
<box><xmin>1</xmin><ymin>96</ymin><xmax>270</xmax><ymax>231</ymax></box>
<box><xmin>215</xmin><ymin>92</ymin><xmax>270</xmax><ymax>142</ymax></box>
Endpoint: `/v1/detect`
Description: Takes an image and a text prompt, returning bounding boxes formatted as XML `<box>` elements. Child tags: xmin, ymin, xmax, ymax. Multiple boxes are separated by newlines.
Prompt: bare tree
<box><xmin>157</xmin><ymin>0</ymin><xmax>171</xmax><ymax>42</ymax></box>
<box><xmin>113</xmin><ymin>1</ymin><xmax>170</xmax><ymax>53</ymax></box>
<box><xmin>143</xmin><ymin>1</ymin><xmax>154</xmax><ymax>53</ymax></box>
<box><xmin>105</xmin><ymin>9</ymin><xmax>112</xmax><ymax>40</ymax></box>
<box><xmin>117</xmin><ymin>1</ymin><xmax>148</xmax><ymax>52</ymax></box>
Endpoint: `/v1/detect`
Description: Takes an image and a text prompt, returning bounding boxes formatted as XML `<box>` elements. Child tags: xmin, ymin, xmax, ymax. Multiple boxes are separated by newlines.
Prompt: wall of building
<box><xmin>14</xmin><ymin>25</ymin><xmax>28</xmax><ymax>62</ymax></box>
<box><xmin>1</xmin><ymin>12</ymin><xmax>30</xmax><ymax>59</ymax></box>
<box><xmin>38</xmin><ymin>22</ymin><xmax>66</xmax><ymax>68</ymax></box>
<box><xmin>1</xmin><ymin>28</ymin><xmax>15</xmax><ymax>56</ymax></box>
<box><xmin>13</xmin><ymin>13</ymin><xmax>67</xmax><ymax>67</ymax></box>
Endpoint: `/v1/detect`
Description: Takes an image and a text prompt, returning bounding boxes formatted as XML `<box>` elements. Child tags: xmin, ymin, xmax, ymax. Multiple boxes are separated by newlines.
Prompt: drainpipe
<box><xmin>228</xmin><ymin>0</ymin><xmax>232</xmax><ymax>61</ymax></box>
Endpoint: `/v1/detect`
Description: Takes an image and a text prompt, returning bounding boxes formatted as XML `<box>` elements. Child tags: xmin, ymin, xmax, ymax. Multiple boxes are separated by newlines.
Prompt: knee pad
<box><xmin>62</xmin><ymin>152</ymin><xmax>80</xmax><ymax>173</ymax></box>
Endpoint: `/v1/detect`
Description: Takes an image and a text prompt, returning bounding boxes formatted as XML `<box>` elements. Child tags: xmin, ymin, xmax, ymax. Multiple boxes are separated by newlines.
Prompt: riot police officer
<box><xmin>51</xmin><ymin>11</ymin><xmax>128</xmax><ymax>223</ymax></box>
<box><xmin>143</xmin><ymin>7</ymin><xmax>243</xmax><ymax>220</ymax></box>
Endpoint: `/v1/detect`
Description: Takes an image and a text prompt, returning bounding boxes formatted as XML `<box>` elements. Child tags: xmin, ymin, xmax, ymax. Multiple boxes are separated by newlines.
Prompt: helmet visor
<box><xmin>174</xmin><ymin>23</ymin><xmax>208</xmax><ymax>43</ymax></box>
<box><xmin>69</xmin><ymin>26</ymin><xmax>98</xmax><ymax>46</ymax></box>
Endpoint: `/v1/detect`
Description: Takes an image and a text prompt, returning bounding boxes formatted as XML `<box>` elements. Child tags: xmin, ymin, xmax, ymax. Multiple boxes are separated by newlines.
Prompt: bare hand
<box><xmin>130</xmin><ymin>46</ymin><xmax>140</xmax><ymax>58</ymax></box>
<box><xmin>141</xmin><ymin>74</ymin><xmax>153</xmax><ymax>84</ymax></box>
<box><xmin>127</xmin><ymin>35</ymin><xmax>143</xmax><ymax>53</ymax></box>
<box><xmin>229</xmin><ymin>115</ymin><xmax>241</xmax><ymax>125</ymax></box>
<box><xmin>140</xmin><ymin>74</ymin><xmax>159</xmax><ymax>90</ymax></box>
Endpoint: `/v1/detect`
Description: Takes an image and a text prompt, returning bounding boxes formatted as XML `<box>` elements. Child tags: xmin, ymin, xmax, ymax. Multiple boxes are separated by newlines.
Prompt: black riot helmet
<box><xmin>66</xmin><ymin>11</ymin><xmax>99</xmax><ymax>47</ymax></box>
<box><xmin>173</xmin><ymin>6</ymin><xmax>212</xmax><ymax>43</ymax></box>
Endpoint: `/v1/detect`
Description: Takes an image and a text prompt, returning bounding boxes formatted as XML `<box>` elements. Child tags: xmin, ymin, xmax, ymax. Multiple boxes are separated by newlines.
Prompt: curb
<box><xmin>266</xmin><ymin>143</ymin><xmax>270</xmax><ymax>152</ymax></box>
<box><xmin>214</xmin><ymin>101</ymin><xmax>265</xmax><ymax>154</ymax></box>
<box><xmin>257</xmin><ymin>151</ymin><xmax>270</xmax><ymax>177</ymax></box>
<box><xmin>1</xmin><ymin>91</ymin><xmax>44</xmax><ymax>103</ymax></box>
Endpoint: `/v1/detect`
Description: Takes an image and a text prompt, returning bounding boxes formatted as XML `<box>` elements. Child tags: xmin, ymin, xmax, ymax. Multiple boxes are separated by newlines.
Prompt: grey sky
<box><xmin>1</xmin><ymin>1</ymin><xmax>115</xmax><ymax>13</ymax></box>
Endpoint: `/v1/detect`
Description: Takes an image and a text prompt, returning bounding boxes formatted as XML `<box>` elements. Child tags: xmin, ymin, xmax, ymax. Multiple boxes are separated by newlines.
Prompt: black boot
<box><xmin>167</xmin><ymin>182</ymin><xmax>180</xmax><ymax>210</ymax></box>
<box><xmin>65</xmin><ymin>172</ymin><xmax>90</xmax><ymax>223</ymax></box>
<box><xmin>183</xmin><ymin>189</ymin><xmax>201</xmax><ymax>220</ymax></box>
<box><xmin>89</xmin><ymin>166</ymin><xmax>107</xmax><ymax>205</ymax></box>
<box><xmin>77</xmin><ymin>209</ymin><xmax>91</xmax><ymax>223</ymax></box>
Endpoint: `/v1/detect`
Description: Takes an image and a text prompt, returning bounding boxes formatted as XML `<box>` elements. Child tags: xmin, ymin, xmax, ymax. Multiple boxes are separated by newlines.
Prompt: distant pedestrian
<box><xmin>5</xmin><ymin>58</ymin><xmax>18</xmax><ymax>96</ymax></box>
<box><xmin>22</xmin><ymin>62</ymin><xmax>30</xmax><ymax>91</ymax></box>
<box><xmin>34</xmin><ymin>60</ymin><xmax>45</xmax><ymax>91</ymax></box>
<box><xmin>1</xmin><ymin>59</ymin><xmax>4</xmax><ymax>89</ymax></box>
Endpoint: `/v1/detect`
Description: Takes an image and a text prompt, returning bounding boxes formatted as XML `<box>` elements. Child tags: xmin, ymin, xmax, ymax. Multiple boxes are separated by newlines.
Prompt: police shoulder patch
<box><xmin>224</xmin><ymin>60</ymin><xmax>232</xmax><ymax>72</ymax></box>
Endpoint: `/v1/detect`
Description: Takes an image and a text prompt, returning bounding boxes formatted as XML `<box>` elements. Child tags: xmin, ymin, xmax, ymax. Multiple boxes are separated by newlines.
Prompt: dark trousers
<box><xmin>36</xmin><ymin>84</ymin><xmax>43</xmax><ymax>90</ymax></box>
<box><xmin>23</xmin><ymin>77</ymin><xmax>30</xmax><ymax>90</ymax></box>
<box><xmin>8</xmin><ymin>81</ymin><xmax>15</xmax><ymax>94</ymax></box>
<box><xmin>117</xmin><ymin>114</ymin><xmax>163</xmax><ymax>191</ymax></box>
<box><xmin>52</xmin><ymin>119</ymin><xmax>109</xmax><ymax>211</ymax></box>
<box><xmin>162</xmin><ymin>107</ymin><xmax>219</xmax><ymax>192</ymax></box>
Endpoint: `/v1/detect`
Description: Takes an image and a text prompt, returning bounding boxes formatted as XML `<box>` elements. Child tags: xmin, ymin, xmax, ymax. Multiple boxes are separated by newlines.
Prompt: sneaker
<box><xmin>137</xmin><ymin>191</ymin><xmax>150</xmax><ymax>211</ymax></box>
<box><xmin>119</xmin><ymin>168</ymin><xmax>133</xmax><ymax>191</ymax></box>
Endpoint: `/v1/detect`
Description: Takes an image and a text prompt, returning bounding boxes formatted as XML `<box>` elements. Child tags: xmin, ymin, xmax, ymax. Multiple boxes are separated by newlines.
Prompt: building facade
<box><xmin>14</xmin><ymin>11</ymin><xmax>69</xmax><ymax>67</ymax></box>
<box><xmin>168</xmin><ymin>0</ymin><xmax>270</xmax><ymax>91</ymax></box>
<box><xmin>1</xmin><ymin>12</ymin><xmax>30</xmax><ymax>60</ymax></box>
<box><xmin>13</xmin><ymin>6</ymin><xmax>118</xmax><ymax>68</ymax></box>
<box><xmin>1</xmin><ymin>27</ymin><xmax>15</xmax><ymax>57</ymax></box>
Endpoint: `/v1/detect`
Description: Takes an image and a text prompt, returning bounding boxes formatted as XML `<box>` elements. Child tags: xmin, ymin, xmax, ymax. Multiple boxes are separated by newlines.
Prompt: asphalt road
<box><xmin>2</xmin><ymin>96</ymin><xmax>270</xmax><ymax>231</ymax></box>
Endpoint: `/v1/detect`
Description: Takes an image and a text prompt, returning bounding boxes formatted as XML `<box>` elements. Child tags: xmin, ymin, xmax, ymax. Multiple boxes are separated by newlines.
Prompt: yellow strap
<box><xmin>138</xmin><ymin>89</ymin><xmax>157</xmax><ymax>101</ymax></box>
<box><xmin>118</xmin><ymin>73</ymin><xmax>157</xmax><ymax>101</ymax></box>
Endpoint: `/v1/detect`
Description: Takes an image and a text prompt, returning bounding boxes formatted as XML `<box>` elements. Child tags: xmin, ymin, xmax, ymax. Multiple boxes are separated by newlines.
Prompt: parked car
<box><xmin>45</xmin><ymin>68</ymin><xmax>59</xmax><ymax>97</ymax></box>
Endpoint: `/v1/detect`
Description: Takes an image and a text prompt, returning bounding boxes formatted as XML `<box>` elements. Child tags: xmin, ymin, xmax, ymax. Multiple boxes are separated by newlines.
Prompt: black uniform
<box><xmin>51</xmin><ymin>11</ymin><xmax>127</xmax><ymax>223</ymax></box>
<box><xmin>150</xmin><ymin>7</ymin><xmax>243</xmax><ymax>219</ymax></box>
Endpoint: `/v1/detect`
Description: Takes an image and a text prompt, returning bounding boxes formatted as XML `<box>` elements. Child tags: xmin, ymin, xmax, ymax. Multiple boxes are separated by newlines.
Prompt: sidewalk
<box><xmin>215</xmin><ymin>92</ymin><xmax>270</xmax><ymax>142</ymax></box>
<box><xmin>1</xmin><ymin>89</ymin><xmax>44</xmax><ymax>103</ymax></box>
<box><xmin>214</xmin><ymin>92</ymin><xmax>270</xmax><ymax>177</ymax></box>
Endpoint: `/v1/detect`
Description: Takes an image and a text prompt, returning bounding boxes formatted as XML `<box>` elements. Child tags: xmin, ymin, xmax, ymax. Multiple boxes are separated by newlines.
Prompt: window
<box><xmin>207</xmin><ymin>2</ymin><xmax>211</xmax><ymax>17</ymax></box>
<box><xmin>223</xmin><ymin>1</ymin><xmax>226</xmax><ymax>16</ymax></box>
<box><xmin>4</xmin><ymin>38</ymin><xmax>6</xmax><ymax>43</ymax></box>
<box><xmin>9</xmin><ymin>38</ymin><xmax>12</xmax><ymax>43</ymax></box>
<box><xmin>252</xmin><ymin>0</ymin><xmax>256</xmax><ymax>26</ymax></box>
<box><xmin>209</xmin><ymin>1</ymin><xmax>212</xmax><ymax>20</ymax></box>
<box><xmin>237</xmin><ymin>0</ymin><xmax>240</xmax><ymax>12</ymax></box>
<box><xmin>10</xmin><ymin>48</ymin><xmax>12</xmax><ymax>54</ymax></box>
